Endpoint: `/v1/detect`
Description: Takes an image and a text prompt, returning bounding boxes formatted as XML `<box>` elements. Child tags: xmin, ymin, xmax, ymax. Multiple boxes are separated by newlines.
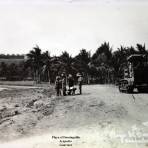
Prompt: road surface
<box><xmin>1</xmin><ymin>84</ymin><xmax>148</xmax><ymax>148</ymax></box>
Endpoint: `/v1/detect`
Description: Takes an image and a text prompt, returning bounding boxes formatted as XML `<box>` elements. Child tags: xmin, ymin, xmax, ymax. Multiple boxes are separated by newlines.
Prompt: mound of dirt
<box><xmin>0</xmin><ymin>86</ymin><xmax>57</xmax><ymax>141</ymax></box>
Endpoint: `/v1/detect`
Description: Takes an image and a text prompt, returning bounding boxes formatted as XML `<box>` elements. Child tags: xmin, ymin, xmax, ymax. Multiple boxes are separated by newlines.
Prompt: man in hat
<box><xmin>55</xmin><ymin>75</ymin><xmax>62</xmax><ymax>96</ymax></box>
<box><xmin>67</xmin><ymin>74</ymin><xmax>75</xmax><ymax>95</ymax></box>
<box><xmin>77</xmin><ymin>73</ymin><xmax>83</xmax><ymax>95</ymax></box>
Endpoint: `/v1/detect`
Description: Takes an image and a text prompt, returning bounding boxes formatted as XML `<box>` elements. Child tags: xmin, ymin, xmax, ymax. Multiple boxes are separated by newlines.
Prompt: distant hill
<box><xmin>0</xmin><ymin>54</ymin><xmax>25</xmax><ymax>65</ymax></box>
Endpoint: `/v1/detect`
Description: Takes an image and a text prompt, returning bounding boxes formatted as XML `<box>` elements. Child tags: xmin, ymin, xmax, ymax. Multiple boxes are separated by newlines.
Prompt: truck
<box><xmin>119</xmin><ymin>54</ymin><xmax>148</xmax><ymax>93</ymax></box>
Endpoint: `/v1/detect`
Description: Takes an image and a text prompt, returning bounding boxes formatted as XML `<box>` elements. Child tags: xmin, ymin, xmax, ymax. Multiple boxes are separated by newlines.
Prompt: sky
<box><xmin>0</xmin><ymin>0</ymin><xmax>148</xmax><ymax>56</ymax></box>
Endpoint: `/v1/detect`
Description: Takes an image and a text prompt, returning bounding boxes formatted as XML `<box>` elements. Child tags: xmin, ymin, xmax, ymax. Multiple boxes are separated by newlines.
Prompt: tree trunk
<box><xmin>38</xmin><ymin>69</ymin><xmax>41</xmax><ymax>84</ymax></box>
<box><xmin>48</xmin><ymin>70</ymin><xmax>51</xmax><ymax>84</ymax></box>
<box><xmin>87</xmin><ymin>73</ymin><xmax>90</xmax><ymax>84</ymax></box>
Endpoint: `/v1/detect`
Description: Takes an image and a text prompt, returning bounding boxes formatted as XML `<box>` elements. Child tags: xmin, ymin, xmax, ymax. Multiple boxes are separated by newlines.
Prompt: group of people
<box><xmin>55</xmin><ymin>72</ymin><xmax>83</xmax><ymax>96</ymax></box>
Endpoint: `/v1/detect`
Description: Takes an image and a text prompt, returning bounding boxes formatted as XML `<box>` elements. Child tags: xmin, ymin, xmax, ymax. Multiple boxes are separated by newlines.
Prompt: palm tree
<box><xmin>48</xmin><ymin>56</ymin><xmax>62</xmax><ymax>82</ymax></box>
<box><xmin>91</xmin><ymin>42</ymin><xmax>113</xmax><ymax>83</ymax></box>
<box><xmin>26</xmin><ymin>45</ymin><xmax>43</xmax><ymax>83</ymax></box>
<box><xmin>92</xmin><ymin>42</ymin><xmax>112</xmax><ymax>66</ymax></box>
<box><xmin>60</xmin><ymin>51</ymin><xmax>76</xmax><ymax>75</ymax></box>
<box><xmin>136</xmin><ymin>43</ymin><xmax>148</xmax><ymax>54</ymax></box>
<box><xmin>74</xmin><ymin>49</ymin><xmax>91</xmax><ymax>84</ymax></box>
<box><xmin>42</xmin><ymin>51</ymin><xmax>51</xmax><ymax>83</ymax></box>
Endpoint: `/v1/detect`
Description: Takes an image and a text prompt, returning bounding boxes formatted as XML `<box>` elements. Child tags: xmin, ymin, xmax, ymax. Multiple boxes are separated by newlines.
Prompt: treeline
<box><xmin>0</xmin><ymin>54</ymin><xmax>24</xmax><ymax>59</ymax></box>
<box><xmin>0</xmin><ymin>42</ymin><xmax>148</xmax><ymax>83</ymax></box>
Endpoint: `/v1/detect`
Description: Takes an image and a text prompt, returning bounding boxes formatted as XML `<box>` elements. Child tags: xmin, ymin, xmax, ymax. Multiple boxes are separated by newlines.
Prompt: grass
<box><xmin>0</xmin><ymin>81</ymin><xmax>34</xmax><ymax>86</ymax></box>
<box><xmin>0</xmin><ymin>81</ymin><xmax>53</xmax><ymax>87</ymax></box>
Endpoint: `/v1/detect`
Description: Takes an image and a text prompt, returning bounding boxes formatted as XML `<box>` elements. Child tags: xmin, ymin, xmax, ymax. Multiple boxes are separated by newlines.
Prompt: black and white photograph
<box><xmin>0</xmin><ymin>0</ymin><xmax>148</xmax><ymax>147</ymax></box>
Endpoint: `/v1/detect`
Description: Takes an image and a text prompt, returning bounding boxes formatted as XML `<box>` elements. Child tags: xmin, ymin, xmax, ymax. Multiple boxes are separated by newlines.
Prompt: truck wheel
<box><xmin>127</xmin><ymin>86</ymin><xmax>133</xmax><ymax>93</ymax></box>
<box><xmin>119</xmin><ymin>85</ymin><xmax>122</xmax><ymax>92</ymax></box>
<box><xmin>119</xmin><ymin>83</ymin><xmax>123</xmax><ymax>92</ymax></box>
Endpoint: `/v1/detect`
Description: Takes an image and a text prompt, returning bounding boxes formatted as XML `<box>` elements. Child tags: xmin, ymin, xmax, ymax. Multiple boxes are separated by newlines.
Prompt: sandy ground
<box><xmin>0</xmin><ymin>85</ymin><xmax>55</xmax><ymax>140</ymax></box>
<box><xmin>0</xmin><ymin>85</ymin><xmax>148</xmax><ymax>148</ymax></box>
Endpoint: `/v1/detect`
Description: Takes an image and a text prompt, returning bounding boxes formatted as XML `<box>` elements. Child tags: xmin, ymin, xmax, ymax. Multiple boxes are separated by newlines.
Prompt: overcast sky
<box><xmin>0</xmin><ymin>0</ymin><xmax>148</xmax><ymax>56</ymax></box>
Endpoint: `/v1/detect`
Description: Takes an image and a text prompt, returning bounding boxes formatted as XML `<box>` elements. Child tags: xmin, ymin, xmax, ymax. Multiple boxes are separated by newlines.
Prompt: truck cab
<box><xmin>119</xmin><ymin>54</ymin><xmax>148</xmax><ymax>93</ymax></box>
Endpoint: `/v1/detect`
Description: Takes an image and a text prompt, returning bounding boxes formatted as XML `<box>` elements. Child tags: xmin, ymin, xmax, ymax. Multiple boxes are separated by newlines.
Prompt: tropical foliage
<box><xmin>0</xmin><ymin>42</ymin><xmax>148</xmax><ymax>84</ymax></box>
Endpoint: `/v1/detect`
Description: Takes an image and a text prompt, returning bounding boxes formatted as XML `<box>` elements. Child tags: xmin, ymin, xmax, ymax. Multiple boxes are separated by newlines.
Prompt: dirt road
<box><xmin>1</xmin><ymin>84</ymin><xmax>148</xmax><ymax>148</ymax></box>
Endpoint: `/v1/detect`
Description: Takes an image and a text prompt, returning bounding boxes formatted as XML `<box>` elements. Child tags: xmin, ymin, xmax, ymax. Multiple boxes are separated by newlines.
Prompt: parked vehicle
<box><xmin>119</xmin><ymin>54</ymin><xmax>148</xmax><ymax>93</ymax></box>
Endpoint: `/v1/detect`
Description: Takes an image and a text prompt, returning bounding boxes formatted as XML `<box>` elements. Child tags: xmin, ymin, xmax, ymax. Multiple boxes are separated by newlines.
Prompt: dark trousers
<box><xmin>79</xmin><ymin>84</ymin><xmax>82</xmax><ymax>94</ymax></box>
<box><xmin>56</xmin><ymin>88</ymin><xmax>61</xmax><ymax>96</ymax></box>
<box><xmin>62</xmin><ymin>87</ymin><xmax>66</xmax><ymax>96</ymax></box>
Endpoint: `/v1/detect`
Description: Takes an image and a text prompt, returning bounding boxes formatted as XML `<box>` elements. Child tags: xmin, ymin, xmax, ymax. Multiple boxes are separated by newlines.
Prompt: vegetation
<box><xmin>0</xmin><ymin>42</ymin><xmax>148</xmax><ymax>84</ymax></box>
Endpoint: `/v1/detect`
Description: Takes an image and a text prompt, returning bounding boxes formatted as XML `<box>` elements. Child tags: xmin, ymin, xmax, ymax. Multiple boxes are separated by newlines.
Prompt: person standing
<box><xmin>55</xmin><ymin>76</ymin><xmax>61</xmax><ymax>96</ymax></box>
<box><xmin>67</xmin><ymin>74</ymin><xmax>74</xmax><ymax>95</ymax></box>
<box><xmin>77</xmin><ymin>73</ymin><xmax>83</xmax><ymax>94</ymax></box>
<box><xmin>59</xmin><ymin>76</ymin><xmax>62</xmax><ymax>96</ymax></box>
